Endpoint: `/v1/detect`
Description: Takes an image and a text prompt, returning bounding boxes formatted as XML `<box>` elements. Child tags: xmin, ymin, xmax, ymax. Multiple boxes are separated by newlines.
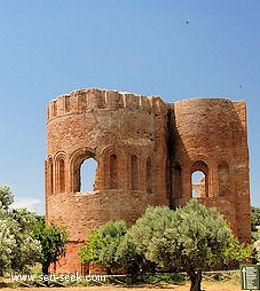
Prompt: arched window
<box><xmin>173</xmin><ymin>163</ymin><xmax>182</xmax><ymax>198</ymax></box>
<box><xmin>192</xmin><ymin>171</ymin><xmax>206</xmax><ymax>198</ymax></box>
<box><xmin>191</xmin><ymin>161</ymin><xmax>208</xmax><ymax>198</ymax></box>
<box><xmin>110</xmin><ymin>154</ymin><xmax>118</xmax><ymax>189</ymax></box>
<box><xmin>218</xmin><ymin>161</ymin><xmax>230</xmax><ymax>196</ymax></box>
<box><xmin>131</xmin><ymin>155</ymin><xmax>138</xmax><ymax>190</ymax></box>
<box><xmin>146</xmin><ymin>157</ymin><xmax>152</xmax><ymax>193</ymax></box>
<box><xmin>80</xmin><ymin>158</ymin><xmax>98</xmax><ymax>192</ymax></box>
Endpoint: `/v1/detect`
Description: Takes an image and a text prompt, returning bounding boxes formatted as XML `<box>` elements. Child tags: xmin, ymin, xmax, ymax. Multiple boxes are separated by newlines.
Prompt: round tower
<box><xmin>45</xmin><ymin>88</ymin><xmax>167</xmax><ymax>273</ymax></box>
<box><xmin>168</xmin><ymin>98</ymin><xmax>251</xmax><ymax>241</ymax></box>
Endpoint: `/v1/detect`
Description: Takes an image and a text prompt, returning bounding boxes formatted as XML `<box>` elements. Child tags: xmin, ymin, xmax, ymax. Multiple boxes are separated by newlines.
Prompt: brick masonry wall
<box><xmin>170</xmin><ymin>98</ymin><xmax>251</xmax><ymax>242</ymax></box>
<box><xmin>46</xmin><ymin>89</ymin><xmax>251</xmax><ymax>274</ymax></box>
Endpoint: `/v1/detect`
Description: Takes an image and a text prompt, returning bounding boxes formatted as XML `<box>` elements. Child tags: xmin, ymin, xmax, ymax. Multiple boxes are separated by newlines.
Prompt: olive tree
<box><xmin>79</xmin><ymin>220</ymin><xmax>127</xmax><ymax>274</ymax></box>
<box><xmin>33</xmin><ymin>216</ymin><xmax>69</xmax><ymax>276</ymax></box>
<box><xmin>0</xmin><ymin>186</ymin><xmax>41</xmax><ymax>275</ymax></box>
<box><xmin>118</xmin><ymin>200</ymin><xmax>251</xmax><ymax>291</ymax></box>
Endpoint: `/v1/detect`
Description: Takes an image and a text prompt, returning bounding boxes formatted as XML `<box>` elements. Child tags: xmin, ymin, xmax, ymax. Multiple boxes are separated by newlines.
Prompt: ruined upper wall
<box><xmin>47</xmin><ymin>88</ymin><xmax>166</xmax><ymax>121</ymax></box>
<box><xmin>171</xmin><ymin>97</ymin><xmax>248</xmax><ymax>157</ymax></box>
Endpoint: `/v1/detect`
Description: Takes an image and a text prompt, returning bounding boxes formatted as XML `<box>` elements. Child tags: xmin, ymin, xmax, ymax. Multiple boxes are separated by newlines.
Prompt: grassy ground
<box><xmin>0</xmin><ymin>281</ymin><xmax>242</xmax><ymax>291</ymax></box>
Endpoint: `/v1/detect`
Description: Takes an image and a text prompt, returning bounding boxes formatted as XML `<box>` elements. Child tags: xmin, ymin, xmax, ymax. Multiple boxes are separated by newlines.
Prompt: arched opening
<box><xmin>192</xmin><ymin>171</ymin><xmax>206</xmax><ymax>198</ymax></box>
<box><xmin>80</xmin><ymin>158</ymin><xmax>98</xmax><ymax>192</ymax></box>
<box><xmin>146</xmin><ymin>157</ymin><xmax>152</xmax><ymax>193</ymax></box>
<box><xmin>191</xmin><ymin>160</ymin><xmax>209</xmax><ymax>198</ymax></box>
<box><xmin>131</xmin><ymin>155</ymin><xmax>138</xmax><ymax>190</ymax></box>
<box><xmin>173</xmin><ymin>163</ymin><xmax>182</xmax><ymax>198</ymax></box>
<box><xmin>110</xmin><ymin>154</ymin><xmax>118</xmax><ymax>189</ymax></box>
<box><xmin>218</xmin><ymin>161</ymin><xmax>230</xmax><ymax>197</ymax></box>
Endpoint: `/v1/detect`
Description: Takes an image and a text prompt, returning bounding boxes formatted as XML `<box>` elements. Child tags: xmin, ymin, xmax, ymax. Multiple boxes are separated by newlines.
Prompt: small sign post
<box><xmin>241</xmin><ymin>264</ymin><xmax>260</xmax><ymax>290</ymax></box>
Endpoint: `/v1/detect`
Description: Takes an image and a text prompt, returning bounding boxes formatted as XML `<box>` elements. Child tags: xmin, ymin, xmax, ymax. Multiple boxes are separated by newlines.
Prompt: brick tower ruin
<box><xmin>45</xmin><ymin>88</ymin><xmax>251</xmax><ymax>273</ymax></box>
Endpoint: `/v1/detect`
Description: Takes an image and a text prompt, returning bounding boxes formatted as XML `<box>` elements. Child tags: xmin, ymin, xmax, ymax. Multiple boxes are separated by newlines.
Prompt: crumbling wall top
<box><xmin>47</xmin><ymin>88</ymin><xmax>166</xmax><ymax>121</ymax></box>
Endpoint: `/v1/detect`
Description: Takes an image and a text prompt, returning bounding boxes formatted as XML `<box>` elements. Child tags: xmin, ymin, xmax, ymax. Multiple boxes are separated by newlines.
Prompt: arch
<box><xmin>218</xmin><ymin>161</ymin><xmax>230</xmax><ymax>197</ymax></box>
<box><xmin>131</xmin><ymin>155</ymin><xmax>138</xmax><ymax>190</ymax></box>
<box><xmin>191</xmin><ymin>160</ymin><xmax>208</xmax><ymax>198</ymax></box>
<box><xmin>55</xmin><ymin>152</ymin><xmax>66</xmax><ymax>194</ymax></box>
<box><xmin>80</xmin><ymin>158</ymin><xmax>98</xmax><ymax>192</ymax></box>
<box><xmin>110</xmin><ymin>154</ymin><xmax>118</xmax><ymax>189</ymax></box>
<box><xmin>173</xmin><ymin>163</ymin><xmax>182</xmax><ymax>198</ymax></box>
<box><xmin>70</xmin><ymin>148</ymin><xmax>97</xmax><ymax>192</ymax></box>
<box><xmin>192</xmin><ymin>171</ymin><xmax>205</xmax><ymax>198</ymax></box>
<box><xmin>146</xmin><ymin>157</ymin><xmax>152</xmax><ymax>193</ymax></box>
<box><xmin>102</xmin><ymin>147</ymin><xmax>126</xmax><ymax>190</ymax></box>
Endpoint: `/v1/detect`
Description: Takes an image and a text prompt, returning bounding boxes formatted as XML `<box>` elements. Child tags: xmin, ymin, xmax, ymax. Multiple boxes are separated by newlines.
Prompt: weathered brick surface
<box><xmin>46</xmin><ymin>89</ymin><xmax>251</xmax><ymax>274</ymax></box>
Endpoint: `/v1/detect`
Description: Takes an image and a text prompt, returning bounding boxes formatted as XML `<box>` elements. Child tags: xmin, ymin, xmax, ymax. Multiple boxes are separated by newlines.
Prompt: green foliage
<box><xmin>0</xmin><ymin>185</ymin><xmax>69</xmax><ymax>277</ymax></box>
<box><xmin>172</xmin><ymin>200</ymin><xmax>234</xmax><ymax>269</ymax></box>
<box><xmin>8</xmin><ymin>208</ymin><xmax>41</xmax><ymax>273</ymax></box>
<box><xmin>98</xmin><ymin>220</ymin><xmax>128</xmax><ymax>271</ymax></box>
<box><xmin>0</xmin><ymin>186</ymin><xmax>41</xmax><ymax>275</ymax></box>
<box><xmin>223</xmin><ymin>236</ymin><xmax>253</xmax><ymax>263</ymax></box>
<box><xmin>116</xmin><ymin>206</ymin><xmax>172</xmax><ymax>276</ymax></box>
<box><xmin>79</xmin><ymin>220</ymin><xmax>127</xmax><ymax>272</ymax></box>
<box><xmin>253</xmin><ymin>227</ymin><xmax>260</xmax><ymax>264</ymax></box>
<box><xmin>118</xmin><ymin>200</ymin><xmax>252</xmax><ymax>291</ymax></box>
<box><xmin>79</xmin><ymin>200</ymin><xmax>252</xmax><ymax>291</ymax></box>
<box><xmin>121</xmin><ymin>201</ymin><xmax>235</xmax><ymax>273</ymax></box>
<box><xmin>0</xmin><ymin>215</ymin><xmax>16</xmax><ymax>274</ymax></box>
<box><xmin>251</xmin><ymin>206</ymin><xmax>260</xmax><ymax>232</ymax></box>
<box><xmin>116</xmin><ymin>231</ymin><xmax>146</xmax><ymax>278</ymax></box>
<box><xmin>79</xmin><ymin>228</ymin><xmax>104</xmax><ymax>265</ymax></box>
<box><xmin>251</xmin><ymin>207</ymin><xmax>260</xmax><ymax>263</ymax></box>
<box><xmin>33</xmin><ymin>216</ymin><xmax>69</xmax><ymax>274</ymax></box>
<box><xmin>254</xmin><ymin>240</ymin><xmax>260</xmax><ymax>264</ymax></box>
<box><xmin>0</xmin><ymin>185</ymin><xmax>14</xmax><ymax>211</ymax></box>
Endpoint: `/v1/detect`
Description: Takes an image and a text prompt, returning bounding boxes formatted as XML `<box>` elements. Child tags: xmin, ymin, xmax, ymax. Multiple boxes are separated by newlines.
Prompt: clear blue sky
<box><xmin>0</xmin><ymin>0</ymin><xmax>259</xmax><ymax>214</ymax></box>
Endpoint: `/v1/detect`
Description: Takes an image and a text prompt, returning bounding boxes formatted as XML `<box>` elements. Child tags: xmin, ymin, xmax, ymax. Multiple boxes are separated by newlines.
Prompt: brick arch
<box><xmin>102</xmin><ymin>147</ymin><xmax>125</xmax><ymax>190</ymax></box>
<box><xmin>109</xmin><ymin>153</ymin><xmax>118</xmax><ymax>189</ymax></box>
<box><xmin>55</xmin><ymin>151</ymin><xmax>67</xmax><ymax>194</ymax></box>
<box><xmin>70</xmin><ymin>148</ymin><xmax>97</xmax><ymax>192</ymax></box>
<box><xmin>190</xmin><ymin>160</ymin><xmax>209</xmax><ymax>198</ymax></box>
<box><xmin>131</xmin><ymin>154</ymin><xmax>138</xmax><ymax>190</ymax></box>
<box><xmin>127</xmin><ymin>149</ymin><xmax>146</xmax><ymax>191</ymax></box>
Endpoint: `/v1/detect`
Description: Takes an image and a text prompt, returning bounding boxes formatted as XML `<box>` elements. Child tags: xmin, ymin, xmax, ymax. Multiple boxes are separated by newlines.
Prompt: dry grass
<box><xmin>0</xmin><ymin>281</ymin><xmax>242</xmax><ymax>291</ymax></box>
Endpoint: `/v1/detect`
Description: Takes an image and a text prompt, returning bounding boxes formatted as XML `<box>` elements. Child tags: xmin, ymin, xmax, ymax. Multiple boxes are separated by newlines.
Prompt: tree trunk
<box><xmin>189</xmin><ymin>270</ymin><xmax>202</xmax><ymax>291</ymax></box>
<box><xmin>42</xmin><ymin>262</ymin><xmax>50</xmax><ymax>286</ymax></box>
<box><xmin>42</xmin><ymin>262</ymin><xmax>49</xmax><ymax>275</ymax></box>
